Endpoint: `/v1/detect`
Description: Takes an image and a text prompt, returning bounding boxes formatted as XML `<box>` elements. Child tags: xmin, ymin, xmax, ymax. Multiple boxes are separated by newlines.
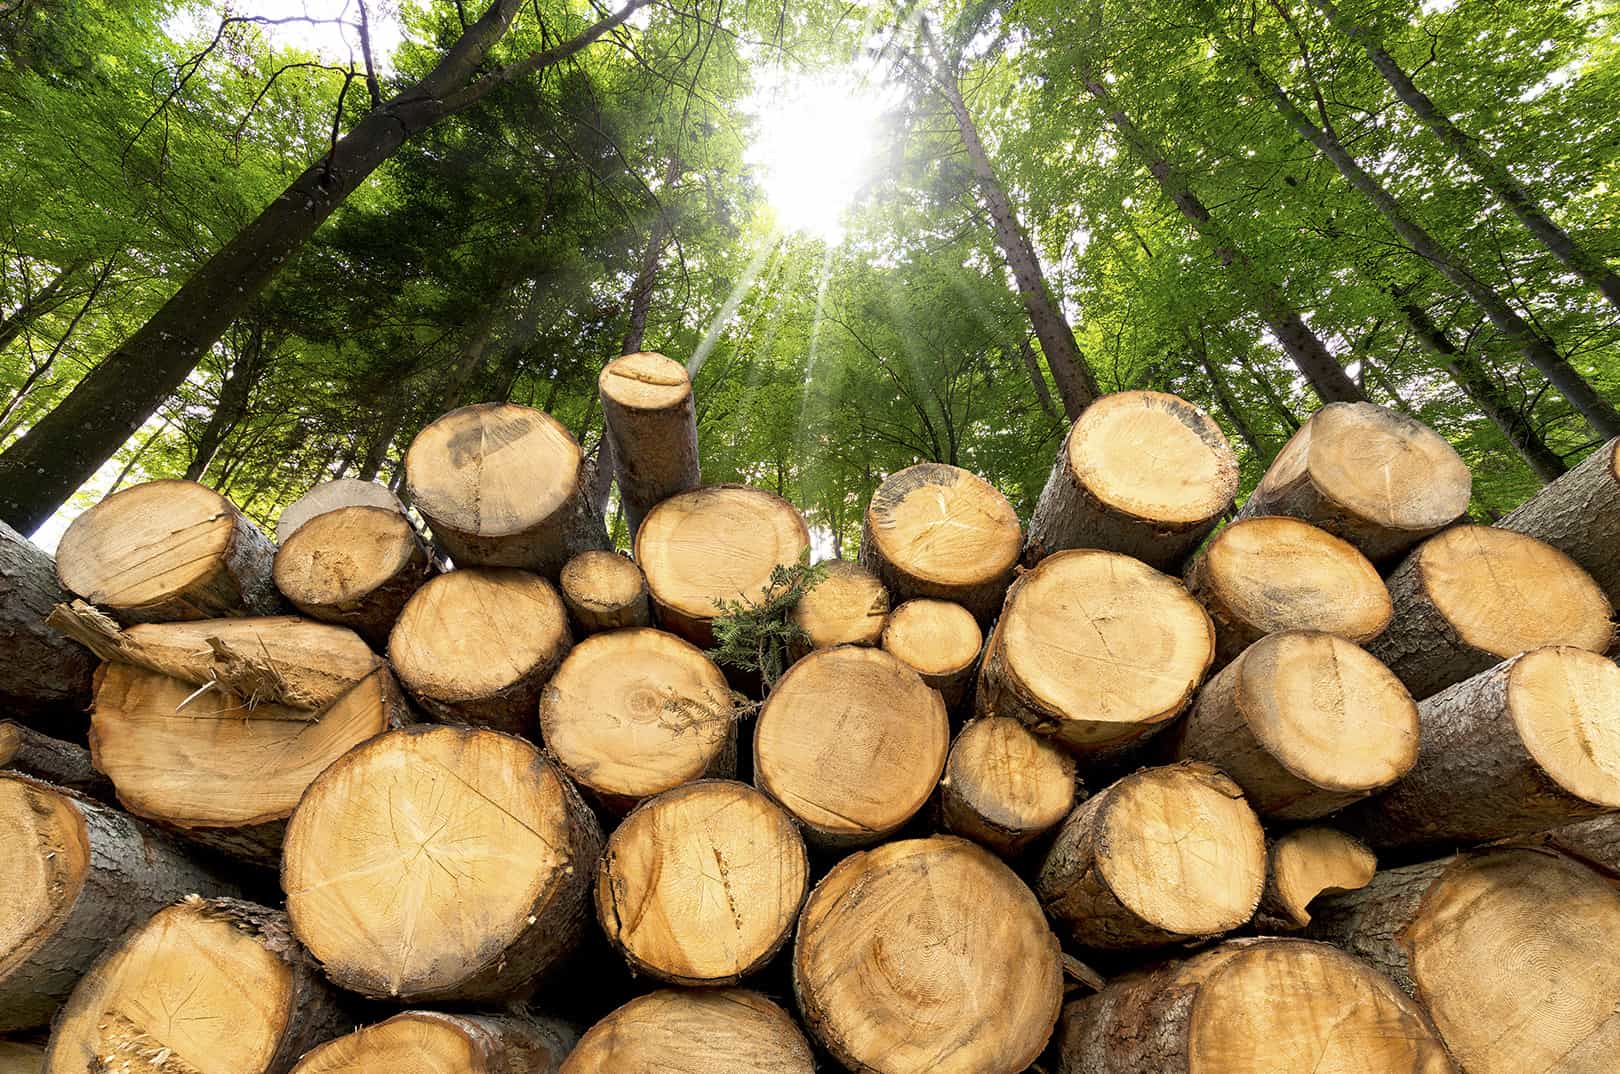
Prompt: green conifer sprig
<box><xmin>705</xmin><ymin>550</ymin><xmax>829</xmax><ymax>690</ymax></box>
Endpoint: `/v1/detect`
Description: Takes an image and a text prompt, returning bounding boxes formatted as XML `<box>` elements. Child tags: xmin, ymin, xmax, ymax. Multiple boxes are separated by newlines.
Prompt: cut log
<box><xmin>1026</xmin><ymin>390</ymin><xmax>1239</xmax><ymax>571</ymax></box>
<box><xmin>754</xmin><ymin>646</ymin><xmax>948</xmax><ymax>847</ymax></box>
<box><xmin>0</xmin><ymin>722</ymin><xmax>112</xmax><ymax>799</ymax></box>
<box><xmin>880</xmin><ymin>597</ymin><xmax>981</xmax><ymax>707</ymax></box>
<box><xmin>404</xmin><ymin>402</ymin><xmax>608</xmax><ymax>575</ymax></box>
<box><xmin>858</xmin><ymin>463</ymin><xmax>1021</xmax><ymax>621</ymax></box>
<box><xmin>540</xmin><ymin>627</ymin><xmax>736</xmax><ymax>812</ymax></box>
<box><xmin>1309</xmin><ymin>847</ymin><xmax>1620</xmax><ymax>1074</ymax></box>
<box><xmin>940</xmin><ymin>716</ymin><xmax>1079</xmax><ymax>857</ymax></box>
<box><xmin>599</xmin><ymin>351</ymin><xmax>701</xmax><ymax>537</ymax></box>
<box><xmin>558</xmin><ymin>550</ymin><xmax>650</xmax><ymax>634</ymax></box>
<box><xmin>1171</xmin><ymin>630</ymin><xmax>1418</xmax><ymax>819</ymax></box>
<box><xmin>1367</xmin><ymin>525</ymin><xmax>1613</xmax><ymax>699</ymax></box>
<box><xmin>1233</xmin><ymin>401</ymin><xmax>1472</xmax><ymax>562</ymax></box>
<box><xmin>289</xmin><ymin>1011</ymin><xmax>575</xmax><ymax>1074</ymax></box>
<box><xmin>0</xmin><ymin>522</ymin><xmax>93</xmax><ymax>726</ymax></box>
<box><xmin>273</xmin><ymin>505</ymin><xmax>433</xmax><ymax>647</ymax></box>
<box><xmin>0</xmin><ymin>1043</ymin><xmax>42</xmax><ymax>1073</ymax></box>
<box><xmin>634</xmin><ymin>485</ymin><xmax>810</xmax><ymax>646</ymax></box>
<box><xmin>1255</xmin><ymin>827</ymin><xmax>1377</xmax><ymax>931</ymax></box>
<box><xmin>1182</xmin><ymin>516</ymin><xmax>1391</xmax><ymax>668</ymax></box>
<box><xmin>1530</xmin><ymin>812</ymin><xmax>1620</xmax><ymax>877</ymax></box>
<box><xmin>789</xmin><ymin>559</ymin><xmax>889</xmax><ymax>652</ymax></box>
<box><xmin>1500</xmin><ymin>437</ymin><xmax>1620</xmax><ymax>606</ymax></box>
<box><xmin>1038</xmin><ymin>762</ymin><xmax>1266</xmax><ymax>949</ymax></box>
<box><xmin>54</xmin><ymin>479</ymin><xmax>281</xmax><ymax>623</ymax></box>
<box><xmin>561</xmin><ymin>989</ymin><xmax>815</xmax><ymax>1073</ymax></box>
<box><xmin>595</xmin><ymin>780</ymin><xmax>807</xmax><ymax>985</ymax></box>
<box><xmin>0</xmin><ymin>776</ymin><xmax>239</xmax><ymax>1031</ymax></box>
<box><xmin>42</xmin><ymin>897</ymin><xmax>347</xmax><ymax>1074</ymax></box>
<box><xmin>1340</xmin><ymin>646</ymin><xmax>1620</xmax><ymax>850</ymax></box>
<box><xmin>794</xmin><ymin>835</ymin><xmax>1062</xmax><ymax>1074</ymax></box>
<box><xmin>389</xmin><ymin>567</ymin><xmax>571</xmax><ymax>736</ymax></box>
<box><xmin>275</xmin><ymin>478</ymin><xmax>404</xmax><ymax>544</ymax></box>
<box><xmin>1054</xmin><ymin>937</ymin><xmax>1455</xmax><ymax>1074</ymax></box>
<box><xmin>282</xmin><ymin>724</ymin><xmax>602</xmax><ymax>1002</ymax></box>
<box><xmin>977</xmin><ymin>549</ymin><xmax>1214</xmax><ymax>757</ymax></box>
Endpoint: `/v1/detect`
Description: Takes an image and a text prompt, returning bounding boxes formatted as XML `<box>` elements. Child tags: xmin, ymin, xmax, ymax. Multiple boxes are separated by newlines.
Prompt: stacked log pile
<box><xmin>4</xmin><ymin>361</ymin><xmax>1620</xmax><ymax>1074</ymax></box>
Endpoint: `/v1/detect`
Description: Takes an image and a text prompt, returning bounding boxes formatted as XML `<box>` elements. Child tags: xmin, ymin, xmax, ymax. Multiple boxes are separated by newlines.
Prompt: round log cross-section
<box><xmin>273</xmin><ymin>505</ymin><xmax>433</xmax><ymax>647</ymax></box>
<box><xmin>881</xmin><ymin>598</ymin><xmax>982</xmax><ymax>708</ymax></box>
<box><xmin>289</xmin><ymin>1011</ymin><xmax>575</xmax><ymax>1074</ymax></box>
<box><xmin>940</xmin><ymin>717</ymin><xmax>1079</xmax><ymax>857</ymax></box>
<box><xmin>561</xmin><ymin>989</ymin><xmax>816</xmax><ymax>1074</ymax></box>
<box><xmin>558</xmin><ymin>550</ymin><xmax>651</xmax><ymax>634</ymax></box>
<box><xmin>275</xmin><ymin>478</ymin><xmax>404</xmax><ymax>543</ymax></box>
<box><xmin>1256</xmin><ymin>827</ymin><xmax>1376</xmax><ymax>932</ymax></box>
<box><xmin>789</xmin><ymin>559</ymin><xmax>889</xmax><ymax>652</ymax></box>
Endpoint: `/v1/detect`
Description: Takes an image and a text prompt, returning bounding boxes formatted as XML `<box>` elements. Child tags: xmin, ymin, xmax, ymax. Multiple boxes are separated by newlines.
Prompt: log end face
<box><xmin>562</xmin><ymin>989</ymin><xmax>815</xmax><ymax>1073</ymax></box>
<box><xmin>598</xmin><ymin>351</ymin><xmax>692</xmax><ymax>411</ymax></box>
<box><xmin>790</xmin><ymin>560</ymin><xmax>889</xmax><ymax>649</ymax></box>
<box><xmin>1508</xmin><ymin>647</ymin><xmax>1620</xmax><ymax>810</ymax></box>
<box><xmin>882</xmin><ymin>598</ymin><xmax>982</xmax><ymax>679</ymax></box>
<box><xmin>1067</xmin><ymin>390</ymin><xmax>1238</xmax><ymax>527</ymax></box>
<box><xmin>0</xmin><ymin>776</ymin><xmax>89</xmax><ymax>982</ymax></box>
<box><xmin>942</xmin><ymin>717</ymin><xmax>1077</xmax><ymax>854</ymax></box>
<box><xmin>275</xmin><ymin>479</ymin><xmax>403</xmax><ymax>544</ymax></box>
<box><xmin>864</xmin><ymin>463</ymin><xmax>1021</xmax><ymax>595</ymax></box>
<box><xmin>1265</xmin><ymin>827</ymin><xmax>1377</xmax><ymax>929</ymax></box>
<box><xmin>273</xmin><ymin>505</ymin><xmax>424</xmax><ymax>609</ymax></box>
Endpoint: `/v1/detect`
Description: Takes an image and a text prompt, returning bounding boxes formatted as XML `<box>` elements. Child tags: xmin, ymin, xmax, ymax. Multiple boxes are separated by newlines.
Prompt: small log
<box><xmin>794</xmin><ymin>835</ymin><xmax>1062</xmax><ymax>1074</ymax></box>
<box><xmin>940</xmin><ymin>716</ymin><xmax>1079</xmax><ymax>857</ymax></box>
<box><xmin>1309</xmin><ymin>847</ymin><xmax>1620</xmax><ymax>1074</ymax></box>
<box><xmin>275</xmin><ymin>478</ymin><xmax>405</xmax><ymax>543</ymax></box>
<box><xmin>282</xmin><ymin>725</ymin><xmax>602</xmax><ymax>1002</ymax></box>
<box><xmin>789</xmin><ymin>559</ymin><xmax>889</xmax><ymax>653</ymax></box>
<box><xmin>598</xmin><ymin>351</ymin><xmax>701</xmax><ymax>536</ymax></box>
<box><xmin>561</xmin><ymin>989</ymin><xmax>814</xmax><ymax>1073</ymax></box>
<box><xmin>977</xmin><ymin>549</ymin><xmax>1213</xmax><ymax>757</ymax></box>
<box><xmin>389</xmin><ymin>567</ymin><xmax>571</xmax><ymax>736</ymax></box>
<box><xmin>0</xmin><ymin>722</ymin><xmax>112</xmax><ymax>799</ymax></box>
<box><xmin>1500</xmin><ymin>437</ymin><xmax>1620</xmax><ymax>607</ymax></box>
<box><xmin>858</xmin><ymin>463</ymin><xmax>1021</xmax><ymax>621</ymax></box>
<box><xmin>1340</xmin><ymin>646</ymin><xmax>1620</xmax><ymax>850</ymax></box>
<box><xmin>558</xmin><ymin>550</ymin><xmax>650</xmax><ymax>634</ymax></box>
<box><xmin>1233</xmin><ymin>401</ymin><xmax>1472</xmax><ymax>562</ymax></box>
<box><xmin>405</xmin><ymin>402</ymin><xmax>608</xmax><ymax>575</ymax></box>
<box><xmin>635</xmin><ymin>484</ymin><xmax>810</xmax><ymax>646</ymax></box>
<box><xmin>595</xmin><ymin>780</ymin><xmax>808</xmax><ymax>985</ymax></box>
<box><xmin>273</xmin><ymin>505</ymin><xmax>433</xmax><ymax>647</ymax></box>
<box><xmin>0</xmin><ymin>776</ymin><xmax>239</xmax><ymax>1031</ymax></box>
<box><xmin>1182</xmin><ymin>515</ymin><xmax>1391</xmax><ymax>668</ymax></box>
<box><xmin>42</xmin><ymin>897</ymin><xmax>347</xmax><ymax>1074</ymax></box>
<box><xmin>754</xmin><ymin>646</ymin><xmax>948</xmax><ymax>848</ymax></box>
<box><xmin>54</xmin><ymin>479</ymin><xmax>281</xmax><ymax>623</ymax></box>
<box><xmin>880</xmin><ymin>597</ymin><xmax>981</xmax><ymax>708</ymax></box>
<box><xmin>1026</xmin><ymin>390</ymin><xmax>1238</xmax><ymax>571</ymax></box>
<box><xmin>1368</xmin><ymin>525</ymin><xmax>1613</xmax><ymax>699</ymax></box>
<box><xmin>540</xmin><ymin>628</ymin><xmax>736</xmax><ymax>812</ymax></box>
<box><xmin>1254</xmin><ymin>827</ymin><xmax>1376</xmax><ymax>931</ymax></box>
<box><xmin>1038</xmin><ymin>762</ymin><xmax>1266</xmax><ymax>949</ymax></box>
<box><xmin>1054</xmin><ymin>938</ymin><xmax>1454</xmax><ymax>1074</ymax></box>
<box><xmin>1171</xmin><ymin>630</ymin><xmax>1418</xmax><ymax>819</ymax></box>
<box><xmin>0</xmin><ymin>522</ymin><xmax>93</xmax><ymax>726</ymax></box>
<box><xmin>289</xmin><ymin>1011</ymin><xmax>575</xmax><ymax>1074</ymax></box>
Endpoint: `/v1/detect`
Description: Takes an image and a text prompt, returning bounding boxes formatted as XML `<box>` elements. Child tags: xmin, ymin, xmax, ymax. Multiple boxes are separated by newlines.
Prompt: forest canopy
<box><xmin>1</xmin><ymin>0</ymin><xmax>1618</xmax><ymax>551</ymax></box>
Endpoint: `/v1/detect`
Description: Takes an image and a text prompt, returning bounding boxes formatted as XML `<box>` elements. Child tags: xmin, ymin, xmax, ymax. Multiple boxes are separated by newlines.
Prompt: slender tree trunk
<box><xmin>0</xmin><ymin>255</ymin><xmax>116</xmax><ymax>436</ymax></box>
<box><xmin>1189</xmin><ymin>326</ymin><xmax>1269</xmax><ymax>459</ymax></box>
<box><xmin>0</xmin><ymin>257</ymin><xmax>86</xmax><ymax>354</ymax></box>
<box><xmin>107</xmin><ymin>418</ymin><xmax>170</xmax><ymax>495</ymax></box>
<box><xmin>1231</xmin><ymin>43</ymin><xmax>1620</xmax><ymax>440</ymax></box>
<box><xmin>0</xmin><ymin>0</ymin><xmax>651</xmax><ymax>535</ymax></box>
<box><xmin>1228</xmin><ymin>341</ymin><xmax>1302</xmax><ymax>431</ymax></box>
<box><xmin>359</xmin><ymin>391</ymin><xmax>406</xmax><ymax>481</ymax></box>
<box><xmin>1017</xmin><ymin>336</ymin><xmax>1060</xmax><ymax>421</ymax></box>
<box><xmin>1313</xmin><ymin>0</ymin><xmax>1620</xmax><ymax>313</ymax></box>
<box><xmin>185</xmin><ymin>324</ymin><xmax>266</xmax><ymax>482</ymax></box>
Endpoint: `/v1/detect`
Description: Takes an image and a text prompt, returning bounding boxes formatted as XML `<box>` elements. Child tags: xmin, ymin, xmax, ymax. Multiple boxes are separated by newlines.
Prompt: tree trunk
<box><xmin>881</xmin><ymin>597</ymin><xmax>982</xmax><ymax>708</ymax></box>
<box><xmin>0</xmin><ymin>0</ymin><xmax>652</xmax><ymax>534</ymax></box>
<box><xmin>1190</xmin><ymin>327</ymin><xmax>1269</xmax><ymax>459</ymax></box>
<box><xmin>1254</xmin><ymin>827</ymin><xmax>1376</xmax><ymax>932</ymax></box>
<box><xmin>788</xmin><ymin>559</ymin><xmax>889</xmax><ymax>653</ymax></box>
<box><xmin>940</xmin><ymin>716</ymin><xmax>1078</xmax><ymax>857</ymax></box>
<box><xmin>0</xmin><ymin>722</ymin><xmax>112</xmax><ymax>798</ymax></box>
<box><xmin>273</xmin><ymin>505</ymin><xmax>434</xmax><ymax>648</ymax></box>
<box><xmin>1018</xmin><ymin>335</ymin><xmax>1060</xmax><ymax>421</ymax></box>
<box><xmin>598</xmin><ymin>351</ymin><xmax>700</xmax><ymax>537</ymax></box>
<box><xmin>0</xmin><ymin>521</ymin><xmax>95</xmax><ymax>727</ymax></box>
<box><xmin>557</xmin><ymin>549</ymin><xmax>651</xmax><ymax>634</ymax></box>
<box><xmin>1499</xmin><ymin>437</ymin><xmax>1620</xmax><ymax>606</ymax></box>
<box><xmin>185</xmin><ymin>322</ymin><xmax>267</xmax><ymax>482</ymax></box>
<box><xmin>358</xmin><ymin>390</ymin><xmax>407</xmax><ymax>481</ymax></box>
<box><xmin>562</xmin><ymin>990</ymin><xmax>814</xmax><ymax>1073</ymax></box>
<box><xmin>291</xmin><ymin>1012</ymin><xmax>574</xmax><ymax>1074</ymax></box>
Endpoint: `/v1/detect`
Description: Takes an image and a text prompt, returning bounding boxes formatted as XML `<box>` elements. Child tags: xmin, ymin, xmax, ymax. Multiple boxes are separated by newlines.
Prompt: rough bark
<box><xmin>1528</xmin><ymin>812</ymin><xmax>1620</xmax><ymax>878</ymax></box>
<box><xmin>0</xmin><ymin>722</ymin><xmax>112</xmax><ymax>799</ymax></box>
<box><xmin>0</xmin><ymin>521</ymin><xmax>94</xmax><ymax>727</ymax></box>
<box><xmin>1499</xmin><ymin>437</ymin><xmax>1620</xmax><ymax>607</ymax></box>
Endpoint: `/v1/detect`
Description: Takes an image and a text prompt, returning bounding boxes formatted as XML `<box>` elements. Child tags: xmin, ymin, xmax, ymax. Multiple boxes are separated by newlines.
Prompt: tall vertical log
<box><xmin>598</xmin><ymin>351</ymin><xmax>700</xmax><ymax>538</ymax></box>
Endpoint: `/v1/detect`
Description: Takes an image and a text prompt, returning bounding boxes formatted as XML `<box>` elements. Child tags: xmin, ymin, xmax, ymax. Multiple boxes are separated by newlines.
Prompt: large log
<box><xmin>940</xmin><ymin>716</ymin><xmax>1079</xmax><ymax>857</ymax></box>
<box><xmin>1340</xmin><ymin>646</ymin><xmax>1620</xmax><ymax>849</ymax></box>
<box><xmin>1254</xmin><ymin>827</ymin><xmax>1377</xmax><ymax>932</ymax></box>
<box><xmin>1309</xmin><ymin>847</ymin><xmax>1620</xmax><ymax>1074</ymax></box>
<box><xmin>282</xmin><ymin>725</ymin><xmax>602</xmax><ymax>1002</ymax></box>
<box><xmin>0</xmin><ymin>522</ymin><xmax>93</xmax><ymax>726</ymax></box>
<box><xmin>977</xmin><ymin>549</ymin><xmax>1214</xmax><ymax>757</ymax></box>
<box><xmin>42</xmin><ymin>897</ymin><xmax>347</xmax><ymax>1074</ymax></box>
<box><xmin>598</xmin><ymin>351</ymin><xmax>701</xmax><ymax>536</ymax></box>
<box><xmin>54</xmin><ymin>479</ymin><xmax>281</xmax><ymax>622</ymax></box>
<box><xmin>1500</xmin><ymin>436</ymin><xmax>1620</xmax><ymax>606</ymax></box>
<box><xmin>558</xmin><ymin>549</ymin><xmax>651</xmax><ymax>634</ymax></box>
<box><xmin>789</xmin><ymin>559</ymin><xmax>889</xmax><ymax>652</ymax></box>
<box><xmin>404</xmin><ymin>402</ymin><xmax>608</xmax><ymax>575</ymax></box>
<box><xmin>880</xmin><ymin>597</ymin><xmax>981</xmax><ymax>708</ymax></box>
<box><xmin>274</xmin><ymin>478</ymin><xmax>404</xmax><ymax>543</ymax></box>
<box><xmin>389</xmin><ymin>567</ymin><xmax>571</xmax><ymax>736</ymax></box>
<box><xmin>1182</xmin><ymin>515</ymin><xmax>1391</xmax><ymax>668</ymax></box>
<box><xmin>635</xmin><ymin>485</ymin><xmax>810</xmax><ymax>646</ymax></box>
<box><xmin>0</xmin><ymin>776</ymin><xmax>239</xmax><ymax>1031</ymax></box>
<box><xmin>1233</xmin><ymin>401</ymin><xmax>1472</xmax><ymax>562</ymax></box>
<box><xmin>561</xmin><ymin>989</ymin><xmax>815</xmax><ymax>1073</ymax></box>
<box><xmin>858</xmin><ymin>462</ymin><xmax>1021</xmax><ymax>621</ymax></box>
<box><xmin>289</xmin><ymin>1011</ymin><xmax>575</xmax><ymax>1074</ymax></box>
<box><xmin>539</xmin><ymin>627</ymin><xmax>735</xmax><ymax>812</ymax></box>
<box><xmin>1054</xmin><ymin>938</ymin><xmax>1455</xmax><ymax>1074</ymax></box>
<box><xmin>1026</xmin><ymin>390</ymin><xmax>1239</xmax><ymax>571</ymax></box>
<box><xmin>754</xmin><ymin>646</ymin><xmax>948</xmax><ymax>847</ymax></box>
<box><xmin>1171</xmin><ymin>630</ymin><xmax>1418</xmax><ymax>819</ymax></box>
<box><xmin>1038</xmin><ymin>763</ymin><xmax>1266</xmax><ymax>949</ymax></box>
<box><xmin>273</xmin><ymin>505</ymin><xmax>433</xmax><ymax>647</ymax></box>
<box><xmin>1368</xmin><ymin>525</ymin><xmax>1613</xmax><ymax>699</ymax></box>
<box><xmin>0</xmin><ymin>722</ymin><xmax>112</xmax><ymax>799</ymax></box>
<box><xmin>595</xmin><ymin>780</ymin><xmax>808</xmax><ymax>985</ymax></box>
<box><xmin>794</xmin><ymin>835</ymin><xmax>1062</xmax><ymax>1074</ymax></box>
